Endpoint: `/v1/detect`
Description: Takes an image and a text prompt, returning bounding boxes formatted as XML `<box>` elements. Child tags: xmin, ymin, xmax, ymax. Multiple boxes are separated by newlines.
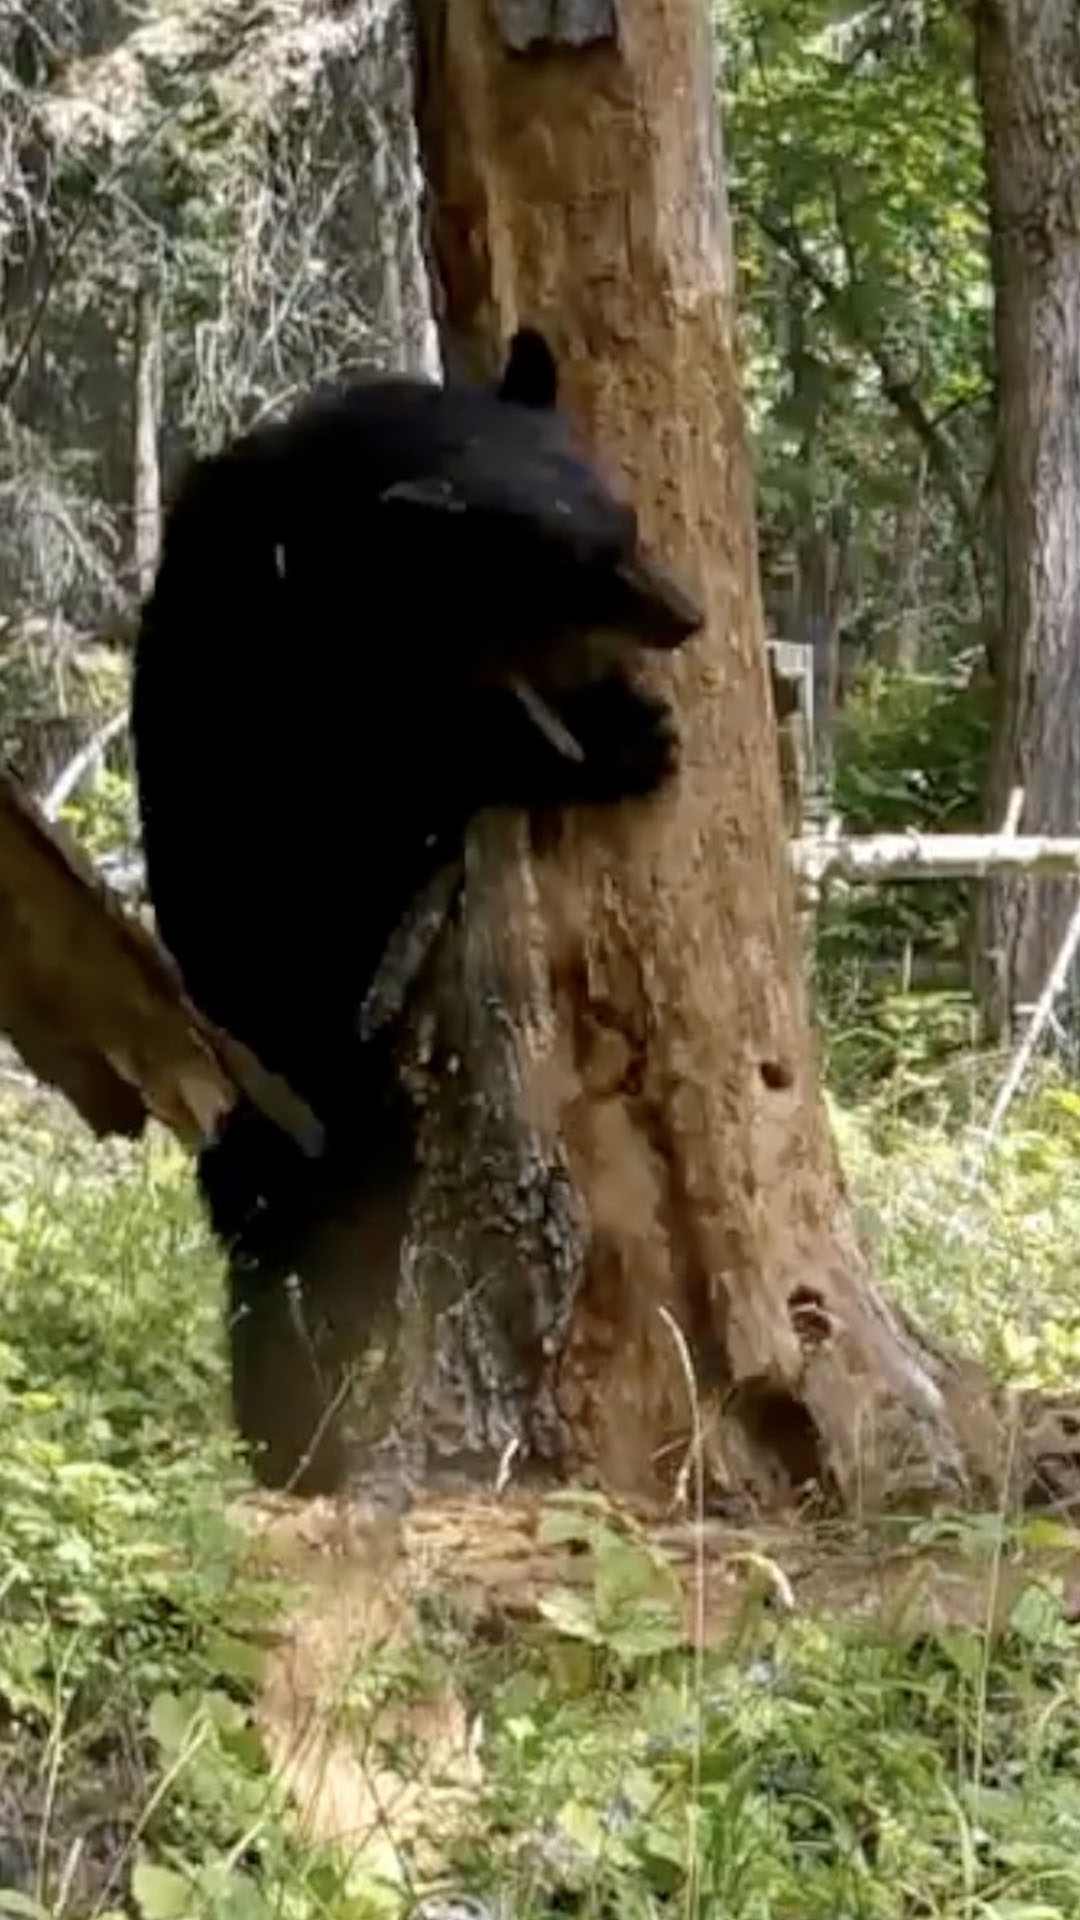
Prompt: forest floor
<box><xmin>5</xmin><ymin>1055</ymin><xmax>1080</xmax><ymax>1918</ymax></box>
<box><xmin>245</xmin><ymin>1482</ymin><xmax>1080</xmax><ymax>1859</ymax></box>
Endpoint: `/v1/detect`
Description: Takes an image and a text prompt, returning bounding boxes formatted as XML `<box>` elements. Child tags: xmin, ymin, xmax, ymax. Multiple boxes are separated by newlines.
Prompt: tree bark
<box><xmin>974</xmin><ymin>0</ymin><xmax>1080</xmax><ymax>1036</ymax></box>
<box><xmin>131</xmin><ymin>280</ymin><xmax>162</xmax><ymax>601</ymax></box>
<box><xmin>231</xmin><ymin>0</ymin><xmax>1006</xmax><ymax>1510</ymax></box>
<box><xmin>793</xmin><ymin>518</ymin><xmax>846</xmax><ymax>781</ymax></box>
<box><xmin>889</xmin><ymin>450</ymin><xmax>929</xmax><ymax>674</ymax></box>
<box><xmin>784</xmin><ymin>285</ymin><xmax>848</xmax><ymax>780</ymax></box>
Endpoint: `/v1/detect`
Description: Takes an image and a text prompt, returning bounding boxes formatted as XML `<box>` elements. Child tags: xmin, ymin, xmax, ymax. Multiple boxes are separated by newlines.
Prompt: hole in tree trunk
<box><xmin>788</xmin><ymin>1285</ymin><xmax>833</xmax><ymax>1351</ymax></box>
<box><xmin>728</xmin><ymin>1377</ymin><xmax>825</xmax><ymax>1497</ymax></box>
<box><xmin>760</xmin><ymin>1059</ymin><xmax>794</xmax><ymax>1091</ymax></box>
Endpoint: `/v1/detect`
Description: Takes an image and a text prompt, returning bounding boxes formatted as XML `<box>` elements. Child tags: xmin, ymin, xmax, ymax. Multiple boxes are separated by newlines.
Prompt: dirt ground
<box><xmin>236</xmin><ymin>1485</ymin><xmax>1080</xmax><ymax>1866</ymax></box>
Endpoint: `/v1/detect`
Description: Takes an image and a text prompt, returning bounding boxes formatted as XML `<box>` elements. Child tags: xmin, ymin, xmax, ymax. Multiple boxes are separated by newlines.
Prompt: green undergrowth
<box><xmin>834</xmin><ymin>1074</ymin><xmax>1080</xmax><ymax>1392</ymax></box>
<box><xmin>3</xmin><ymin>1068</ymin><xmax>1080</xmax><ymax>1917</ymax></box>
<box><xmin>817</xmin><ymin>664</ymin><xmax>993</xmax><ymax>1100</ymax></box>
<box><xmin>0</xmin><ymin>1089</ymin><xmax>342</xmax><ymax>1918</ymax></box>
<box><xmin>430</xmin><ymin>1497</ymin><xmax>1080</xmax><ymax>1920</ymax></box>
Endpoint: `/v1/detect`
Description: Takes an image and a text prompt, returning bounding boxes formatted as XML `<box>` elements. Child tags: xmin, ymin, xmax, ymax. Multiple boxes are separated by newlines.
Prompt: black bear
<box><xmin>131</xmin><ymin>329</ymin><xmax>702</xmax><ymax>1262</ymax></box>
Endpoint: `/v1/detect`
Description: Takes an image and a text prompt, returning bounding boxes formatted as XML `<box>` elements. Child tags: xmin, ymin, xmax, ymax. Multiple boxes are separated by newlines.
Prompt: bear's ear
<box><xmin>498</xmin><ymin>328</ymin><xmax>559</xmax><ymax>410</ymax></box>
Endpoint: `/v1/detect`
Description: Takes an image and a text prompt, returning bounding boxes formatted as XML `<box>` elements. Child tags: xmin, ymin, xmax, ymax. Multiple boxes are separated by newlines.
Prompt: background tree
<box><xmin>725</xmin><ymin>0</ymin><xmax>992</xmax><ymax>704</ymax></box>
<box><xmin>0</xmin><ymin>0</ymin><xmax>435</xmax><ymax>810</ymax></box>
<box><xmin>973</xmin><ymin>0</ymin><xmax>1080</xmax><ymax>1038</ymax></box>
<box><xmin>723</xmin><ymin>0</ymin><xmax>997</xmax><ymax>1043</ymax></box>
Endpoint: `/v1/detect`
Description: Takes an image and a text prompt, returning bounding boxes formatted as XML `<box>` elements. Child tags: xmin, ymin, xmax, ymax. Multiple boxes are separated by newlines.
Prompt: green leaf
<box><xmin>0</xmin><ymin>1893</ymin><xmax>50</xmax><ymax>1919</ymax></box>
<box><xmin>1009</xmin><ymin>1583</ymin><xmax>1067</xmax><ymax>1647</ymax></box>
<box><xmin>131</xmin><ymin>1860</ymin><xmax>195</xmax><ymax>1920</ymax></box>
<box><xmin>148</xmin><ymin>1690</ymin><xmax>196</xmax><ymax>1759</ymax></box>
<box><xmin>604</xmin><ymin>1605</ymin><xmax>685</xmax><ymax>1661</ymax></box>
<box><xmin>202</xmin><ymin>1629</ymin><xmax>265</xmax><ymax>1687</ymax></box>
<box><xmin>1019</xmin><ymin>1515</ymin><xmax>1080</xmax><ymax>1551</ymax></box>
<box><xmin>536</xmin><ymin>1588</ymin><xmax>604</xmax><ymax>1644</ymax></box>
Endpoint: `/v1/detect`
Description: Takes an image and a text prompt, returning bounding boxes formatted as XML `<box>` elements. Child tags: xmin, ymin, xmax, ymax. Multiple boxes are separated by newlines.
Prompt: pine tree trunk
<box><xmin>232</xmin><ymin>0</ymin><xmax>1007</xmax><ymax>1512</ymax></box>
<box><xmin>974</xmin><ymin>0</ymin><xmax>1080</xmax><ymax>1036</ymax></box>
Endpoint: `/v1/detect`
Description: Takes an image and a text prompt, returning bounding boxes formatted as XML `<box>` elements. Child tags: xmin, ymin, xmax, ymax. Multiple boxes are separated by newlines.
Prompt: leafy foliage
<box><xmin>4</xmin><ymin>1073</ymin><xmax>1080</xmax><ymax>1915</ymax></box>
<box><xmin>835</xmin><ymin>1077</ymin><xmax>1080</xmax><ymax>1390</ymax></box>
<box><xmin>0</xmin><ymin>1093</ymin><xmax>308</xmax><ymax>1916</ymax></box>
<box><xmin>832</xmin><ymin>662</ymin><xmax>991</xmax><ymax>834</ymax></box>
<box><xmin>817</xmin><ymin>662</ymin><xmax>993</xmax><ymax>1098</ymax></box>
<box><xmin>723</xmin><ymin>0</ymin><xmax>992</xmax><ymax>671</ymax></box>
<box><xmin>427</xmin><ymin>1493</ymin><xmax>1080</xmax><ymax>1919</ymax></box>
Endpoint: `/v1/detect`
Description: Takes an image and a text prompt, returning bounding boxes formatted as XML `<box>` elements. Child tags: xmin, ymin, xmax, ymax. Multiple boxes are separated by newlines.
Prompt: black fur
<box><xmin>131</xmin><ymin>329</ymin><xmax>701</xmax><ymax>1260</ymax></box>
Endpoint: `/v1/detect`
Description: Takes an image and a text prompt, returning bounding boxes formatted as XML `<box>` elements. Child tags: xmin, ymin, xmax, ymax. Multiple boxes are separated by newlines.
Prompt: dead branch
<box><xmin>40</xmin><ymin>710</ymin><xmax>128</xmax><ymax>821</ymax></box>
<box><xmin>0</xmin><ymin>766</ymin><xmax>319</xmax><ymax>1154</ymax></box>
<box><xmin>791</xmin><ymin>830</ymin><xmax>1080</xmax><ymax>888</ymax></box>
<box><xmin>976</xmin><ymin>882</ymin><xmax>1080</xmax><ymax>1166</ymax></box>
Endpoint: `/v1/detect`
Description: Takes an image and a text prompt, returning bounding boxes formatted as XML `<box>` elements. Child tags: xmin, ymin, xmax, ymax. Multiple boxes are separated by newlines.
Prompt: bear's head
<box><xmin>376</xmin><ymin>328</ymin><xmax>704</xmax><ymax>684</ymax></box>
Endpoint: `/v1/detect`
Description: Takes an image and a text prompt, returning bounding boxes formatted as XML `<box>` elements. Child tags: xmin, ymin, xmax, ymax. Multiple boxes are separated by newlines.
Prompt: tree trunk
<box><xmin>231</xmin><ymin>0</ymin><xmax>1005</xmax><ymax>1511</ymax></box>
<box><xmin>974</xmin><ymin>0</ymin><xmax>1080</xmax><ymax>1037</ymax></box>
<box><xmin>793</xmin><ymin>518</ymin><xmax>846</xmax><ymax>782</ymax></box>
<box><xmin>346</xmin><ymin>0</ymin><xmax>442</xmax><ymax>381</ymax></box>
<box><xmin>889</xmin><ymin>450</ymin><xmax>929</xmax><ymax>674</ymax></box>
<box><xmin>131</xmin><ymin>280</ymin><xmax>162</xmax><ymax>601</ymax></box>
<box><xmin>784</xmin><ymin>285</ymin><xmax>847</xmax><ymax>781</ymax></box>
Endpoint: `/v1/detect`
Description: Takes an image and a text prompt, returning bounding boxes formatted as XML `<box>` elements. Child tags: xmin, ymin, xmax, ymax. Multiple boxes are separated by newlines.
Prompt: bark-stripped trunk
<box><xmin>232</xmin><ymin>0</ymin><xmax>1005</xmax><ymax>1511</ymax></box>
<box><xmin>974</xmin><ymin>0</ymin><xmax>1080</xmax><ymax>1035</ymax></box>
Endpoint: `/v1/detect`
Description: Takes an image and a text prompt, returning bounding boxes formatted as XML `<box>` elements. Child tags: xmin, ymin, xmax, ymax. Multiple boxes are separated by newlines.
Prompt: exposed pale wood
<box><xmin>132</xmin><ymin>279</ymin><xmax>163</xmax><ymax>599</ymax></box>
<box><xmin>768</xmin><ymin>639</ymin><xmax>815</xmax><ymax>838</ymax></box>
<box><xmin>0</xmin><ymin>767</ymin><xmax>317</xmax><ymax>1153</ymax></box>
<box><xmin>40</xmin><ymin>710</ymin><xmax>128</xmax><ymax>822</ymax></box>
<box><xmin>792</xmin><ymin>830</ymin><xmax>1080</xmax><ymax>887</ymax></box>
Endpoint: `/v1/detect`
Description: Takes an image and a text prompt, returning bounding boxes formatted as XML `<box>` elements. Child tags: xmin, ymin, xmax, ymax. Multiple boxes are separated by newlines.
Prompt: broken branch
<box><xmin>791</xmin><ymin>830</ymin><xmax>1080</xmax><ymax>888</ymax></box>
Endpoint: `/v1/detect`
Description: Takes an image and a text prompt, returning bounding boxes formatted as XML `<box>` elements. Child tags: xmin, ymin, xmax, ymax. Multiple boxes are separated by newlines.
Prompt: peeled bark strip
<box><xmin>974</xmin><ymin>0</ymin><xmax>1080</xmax><ymax>1034</ymax></box>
